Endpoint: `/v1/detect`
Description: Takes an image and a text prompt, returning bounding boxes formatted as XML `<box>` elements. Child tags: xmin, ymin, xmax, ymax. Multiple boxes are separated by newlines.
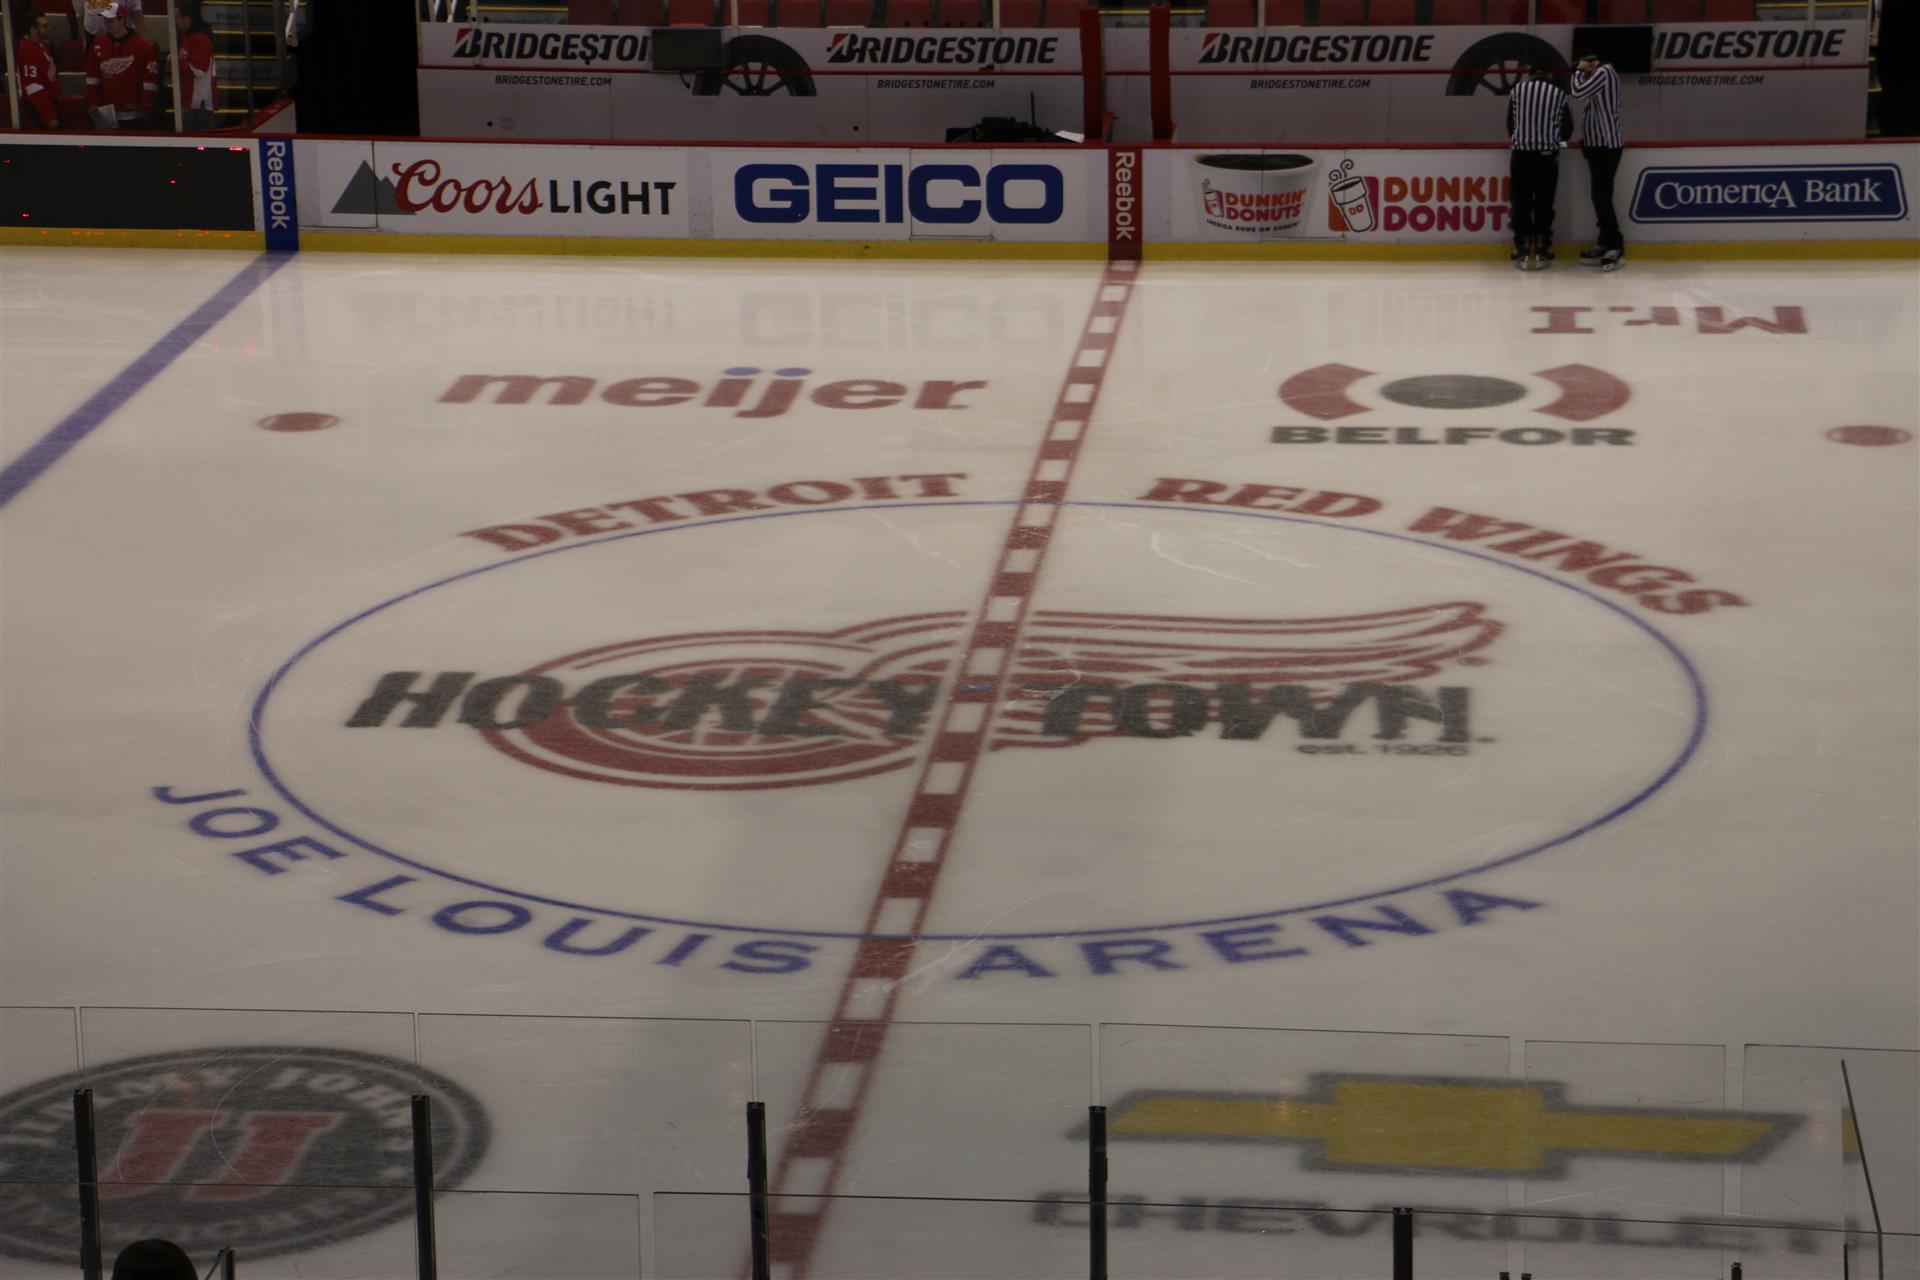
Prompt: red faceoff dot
<box><xmin>258</xmin><ymin>412</ymin><xmax>341</xmax><ymax>433</ymax></box>
<box><xmin>1826</xmin><ymin>425</ymin><xmax>1911</xmax><ymax>447</ymax></box>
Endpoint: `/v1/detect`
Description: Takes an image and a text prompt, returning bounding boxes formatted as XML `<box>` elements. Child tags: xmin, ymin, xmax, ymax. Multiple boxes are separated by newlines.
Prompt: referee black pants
<box><xmin>1583</xmin><ymin>145</ymin><xmax>1624</xmax><ymax>251</ymax></box>
<box><xmin>1508</xmin><ymin>150</ymin><xmax>1559</xmax><ymax>248</ymax></box>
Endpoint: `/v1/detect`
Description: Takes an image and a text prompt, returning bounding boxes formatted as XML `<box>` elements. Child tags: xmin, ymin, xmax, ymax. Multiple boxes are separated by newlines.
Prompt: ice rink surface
<box><xmin>1</xmin><ymin>247</ymin><xmax>1916</xmax><ymax>1278</ymax></box>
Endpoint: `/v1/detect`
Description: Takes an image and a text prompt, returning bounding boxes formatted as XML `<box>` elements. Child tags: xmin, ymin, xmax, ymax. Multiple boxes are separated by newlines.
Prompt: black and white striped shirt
<box><xmin>1506</xmin><ymin>78</ymin><xmax>1573</xmax><ymax>154</ymax></box>
<box><xmin>1572</xmin><ymin>63</ymin><xmax>1624</xmax><ymax>149</ymax></box>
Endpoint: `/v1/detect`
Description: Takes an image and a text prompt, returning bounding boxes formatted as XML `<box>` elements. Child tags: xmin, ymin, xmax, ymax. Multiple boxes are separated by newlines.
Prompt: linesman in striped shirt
<box><xmin>1505</xmin><ymin>66</ymin><xmax>1572</xmax><ymax>269</ymax></box>
<box><xmin>1572</xmin><ymin>47</ymin><xmax>1625</xmax><ymax>267</ymax></box>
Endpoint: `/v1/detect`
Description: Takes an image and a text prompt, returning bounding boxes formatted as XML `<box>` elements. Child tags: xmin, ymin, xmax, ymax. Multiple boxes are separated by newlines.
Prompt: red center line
<box><xmin>762</xmin><ymin>259</ymin><xmax>1141</xmax><ymax>1278</ymax></box>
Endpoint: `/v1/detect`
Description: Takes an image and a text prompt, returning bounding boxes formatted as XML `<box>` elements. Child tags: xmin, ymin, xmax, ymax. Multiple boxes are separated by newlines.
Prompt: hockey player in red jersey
<box><xmin>84</xmin><ymin>2</ymin><xmax>159</xmax><ymax>129</ymax></box>
<box><xmin>14</xmin><ymin>9</ymin><xmax>61</xmax><ymax>129</ymax></box>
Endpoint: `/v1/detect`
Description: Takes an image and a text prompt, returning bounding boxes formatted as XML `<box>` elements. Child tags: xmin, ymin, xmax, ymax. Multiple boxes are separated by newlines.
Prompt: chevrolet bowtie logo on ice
<box><xmin>1091</xmin><ymin>1075</ymin><xmax>1801</xmax><ymax>1176</ymax></box>
<box><xmin>1630</xmin><ymin>164</ymin><xmax>1908</xmax><ymax>224</ymax></box>
<box><xmin>735</xmin><ymin>161</ymin><xmax>1065</xmax><ymax>225</ymax></box>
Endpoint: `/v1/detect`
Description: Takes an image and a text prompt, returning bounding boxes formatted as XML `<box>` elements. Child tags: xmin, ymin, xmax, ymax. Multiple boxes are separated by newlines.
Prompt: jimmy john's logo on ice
<box><xmin>344</xmin><ymin>605</ymin><xmax>1495</xmax><ymax>790</ymax></box>
<box><xmin>0</xmin><ymin>1049</ymin><xmax>487</xmax><ymax>1266</ymax></box>
<box><xmin>1194</xmin><ymin>153</ymin><xmax>1317</xmax><ymax>239</ymax></box>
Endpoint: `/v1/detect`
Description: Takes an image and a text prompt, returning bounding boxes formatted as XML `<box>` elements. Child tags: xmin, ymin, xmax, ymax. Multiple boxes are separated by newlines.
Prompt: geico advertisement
<box><xmin>712</xmin><ymin>151</ymin><xmax>1093</xmax><ymax>240</ymax></box>
<box><xmin>314</xmin><ymin>143</ymin><xmax>691</xmax><ymax>236</ymax></box>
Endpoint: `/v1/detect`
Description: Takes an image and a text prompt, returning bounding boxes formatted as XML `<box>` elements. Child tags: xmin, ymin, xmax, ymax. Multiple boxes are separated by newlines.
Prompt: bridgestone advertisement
<box><xmin>418</xmin><ymin>23</ymin><xmax>1085</xmax><ymax>143</ymax></box>
<box><xmin>1132</xmin><ymin>21</ymin><xmax>1867</xmax><ymax>145</ymax></box>
<box><xmin>420</xmin><ymin>20</ymin><xmax>1868</xmax><ymax>146</ymax></box>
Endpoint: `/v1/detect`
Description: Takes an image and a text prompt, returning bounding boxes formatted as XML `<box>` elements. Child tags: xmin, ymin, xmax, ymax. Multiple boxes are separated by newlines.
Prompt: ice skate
<box><xmin>1599</xmin><ymin>248</ymin><xmax>1624</xmax><ymax>272</ymax></box>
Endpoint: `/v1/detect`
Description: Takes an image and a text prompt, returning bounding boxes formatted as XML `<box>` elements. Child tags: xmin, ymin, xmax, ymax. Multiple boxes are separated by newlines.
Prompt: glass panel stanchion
<box><xmin>1744</xmin><ymin>1044</ymin><xmax>1920</xmax><ymax>1249</ymax></box>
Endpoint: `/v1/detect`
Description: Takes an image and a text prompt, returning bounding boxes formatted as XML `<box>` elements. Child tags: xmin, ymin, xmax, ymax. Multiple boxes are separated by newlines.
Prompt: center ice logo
<box><xmin>343</xmin><ymin>604</ymin><xmax>1498</xmax><ymax>790</ymax></box>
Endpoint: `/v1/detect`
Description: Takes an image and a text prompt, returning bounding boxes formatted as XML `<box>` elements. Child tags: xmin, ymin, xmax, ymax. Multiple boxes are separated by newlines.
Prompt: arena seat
<box><xmin>937</xmin><ymin>0</ymin><xmax>984</xmax><ymax>22</ymax></box>
<box><xmin>58</xmin><ymin>39</ymin><xmax>85</xmax><ymax>71</ymax></box>
<box><xmin>1651</xmin><ymin>0</ymin><xmax>1697</xmax><ymax>18</ymax></box>
<box><xmin>1537</xmin><ymin>0</ymin><xmax>1588</xmax><ymax>23</ymax></box>
<box><xmin>1367</xmin><ymin>0</ymin><xmax>1414</xmax><ymax>22</ymax></box>
<box><xmin>736</xmin><ymin>0</ymin><xmax>771</xmax><ymax>22</ymax></box>
<box><xmin>57</xmin><ymin>95</ymin><xmax>90</xmax><ymax>129</ymax></box>
<box><xmin>1700</xmin><ymin>0</ymin><xmax>1753</xmax><ymax>16</ymax></box>
<box><xmin>825</xmin><ymin>0</ymin><xmax>870</xmax><ymax>21</ymax></box>
<box><xmin>1265</xmin><ymin>0</ymin><xmax>1306</xmax><ymax>22</ymax></box>
<box><xmin>1041</xmin><ymin>0</ymin><xmax>1084</xmax><ymax>26</ymax></box>
<box><xmin>775</xmin><ymin>0</ymin><xmax>822</xmax><ymax>22</ymax></box>
<box><xmin>1481</xmin><ymin>0</ymin><xmax>1526</xmax><ymax>20</ymax></box>
<box><xmin>999</xmin><ymin>0</ymin><xmax>1042</xmax><ymax>24</ymax></box>
<box><xmin>883</xmin><ymin>0</ymin><xmax>933</xmax><ymax>22</ymax></box>
<box><xmin>1206</xmin><ymin>0</ymin><xmax>1254</xmax><ymax>24</ymax></box>
<box><xmin>614</xmin><ymin>0</ymin><xmax>666</xmax><ymax>23</ymax></box>
<box><xmin>1315</xmin><ymin>0</ymin><xmax>1364</xmax><ymax>25</ymax></box>
<box><xmin>1430</xmin><ymin>0</ymin><xmax>1480</xmax><ymax>21</ymax></box>
<box><xmin>1595</xmin><ymin>0</ymin><xmax>1648</xmax><ymax>19</ymax></box>
<box><xmin>569</xmin><ymin>0</ymin><xmax>615</xmax><ymax>18</ymax></box>
<box><xmin>667</xmin><ymin>0</ymin><xmax>718</xmax><ymax>22</ymax></box>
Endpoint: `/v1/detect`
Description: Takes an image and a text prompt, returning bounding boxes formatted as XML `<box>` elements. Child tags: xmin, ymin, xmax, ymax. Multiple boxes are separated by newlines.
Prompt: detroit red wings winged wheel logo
<box><xmin>481</xmin><ymin>603</ymin><xmax>1501</xmax><ymax>790</ymax></box>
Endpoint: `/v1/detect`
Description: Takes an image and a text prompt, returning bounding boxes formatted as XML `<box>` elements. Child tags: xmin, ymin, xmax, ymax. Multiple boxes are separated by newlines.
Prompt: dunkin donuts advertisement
<box><xmin>1166</xmin><ymin>147</ymin><xmax>1530</xmax><ymax>244</ymax></box>
<box><xmin>1191</xmin><ymin>152</ymin><xmax>1318</xmax><ymax>239</ymax></box>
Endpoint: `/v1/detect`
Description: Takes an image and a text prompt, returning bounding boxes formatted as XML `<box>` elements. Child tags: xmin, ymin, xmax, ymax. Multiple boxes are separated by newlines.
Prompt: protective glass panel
<box><xmin>416</xmin><ymin>1014</ymin><xmax>750</xmax><ymax>1194</ymax></box>
<box><xmin>1098</xmin><ymin>1024</ymin><xmax>1514</xmax><ymax>1214</ymax></box>
<box><xmin>67</xmin><ymin>1010</ymin><xmax>466</xmax><ymax>1205</ymax></box>
<box><xmin>435</xmin><ymin>1188</ymin><xmax>642</xmax><ymax>1279</ymax></box>
<box><xmin>1520</xmin><ymin>1041</ymin><xmax>1727</xmax><ymax>1221</ymax></box>
<box><xmin>96</xmin><ymin>1181</ymin><xmax>414</xmax><ymax>1280</ymax></box>
<box><xmin>1114</xmin><ymin>1204</ymin><xmax>1508</xmax><ymax>1280</ymax></box>
<box><xmin>1742</xmin><ymin>1046</ymin><xmax>1919</xmax><ymax>1238</ymax></box>
<box><xmin>752</xmin><ymin>1021</ymin><xmax>1092</xmax><ymax>1197</ymax></box>
<box><xmin>0</xmin><ymin>1008</ymin><xmax>81</xmax><ymax>1201</ymax></box>
<box><xmin>1509</xmin><ymin>1213</ymin><xmax>1856</xmax><ymax>1280</ymax></box>
<box><xmin>654</xmin><ymin>1190</ymin><xmax>1086</xmax><ymax>1278</ymax></box>
<box><xmin>0</xmin><ymin>1008</ymin><xmax>78</xmax><ymax>1099</ymax></box>
<box><xmin>0</xmin><ymin>1184</ymin><xmax>83</xmax><ymax>1280</ymax></box>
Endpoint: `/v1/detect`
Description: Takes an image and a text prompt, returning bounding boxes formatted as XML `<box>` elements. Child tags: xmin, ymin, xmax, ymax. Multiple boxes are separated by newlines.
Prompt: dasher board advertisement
<box><xmin>300</xmin><ymin>141</ymin><xmax>691</xmax><ymax>237</ymax></box>
<box><xmin>1134</xmin><ymin>20</ymin><xmax>1867</xmax><ymax>145</ymax></box>
<box><xmin>713</xmin><ymin>149</ymin><xmax>1100</xmax><ymax>242</ymax></box>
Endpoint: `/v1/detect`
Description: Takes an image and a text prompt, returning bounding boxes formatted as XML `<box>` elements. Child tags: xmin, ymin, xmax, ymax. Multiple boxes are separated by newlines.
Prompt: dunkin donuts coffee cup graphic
<box><xmin>1328</xmin><ymin>159</ymin><xmax>1377</xmax><ymax>233</ymax></box>
<box><xmin>1193</xmin><ymin>152</ymin><xmax>1318</xmax><ymax>239</ymax></box>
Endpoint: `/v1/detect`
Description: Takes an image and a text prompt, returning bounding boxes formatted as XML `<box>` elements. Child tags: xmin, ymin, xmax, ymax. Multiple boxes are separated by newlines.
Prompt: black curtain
<box><xmin>1878</xmin><ymin>1</ymin><xmax>1917</xmax><ymax>137</ymax></box>
<box><xmin>293</xmin><ymin>0</ymin><xmax>420</xmax><ymax>136</ymax></box>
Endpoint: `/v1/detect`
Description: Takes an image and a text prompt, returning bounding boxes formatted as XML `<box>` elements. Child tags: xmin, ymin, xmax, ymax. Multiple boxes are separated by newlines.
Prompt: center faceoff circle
<box><xmin>254</xmin><ymin>502</ymin><xmax>1701</xmax><ymax>940</ymax></box>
